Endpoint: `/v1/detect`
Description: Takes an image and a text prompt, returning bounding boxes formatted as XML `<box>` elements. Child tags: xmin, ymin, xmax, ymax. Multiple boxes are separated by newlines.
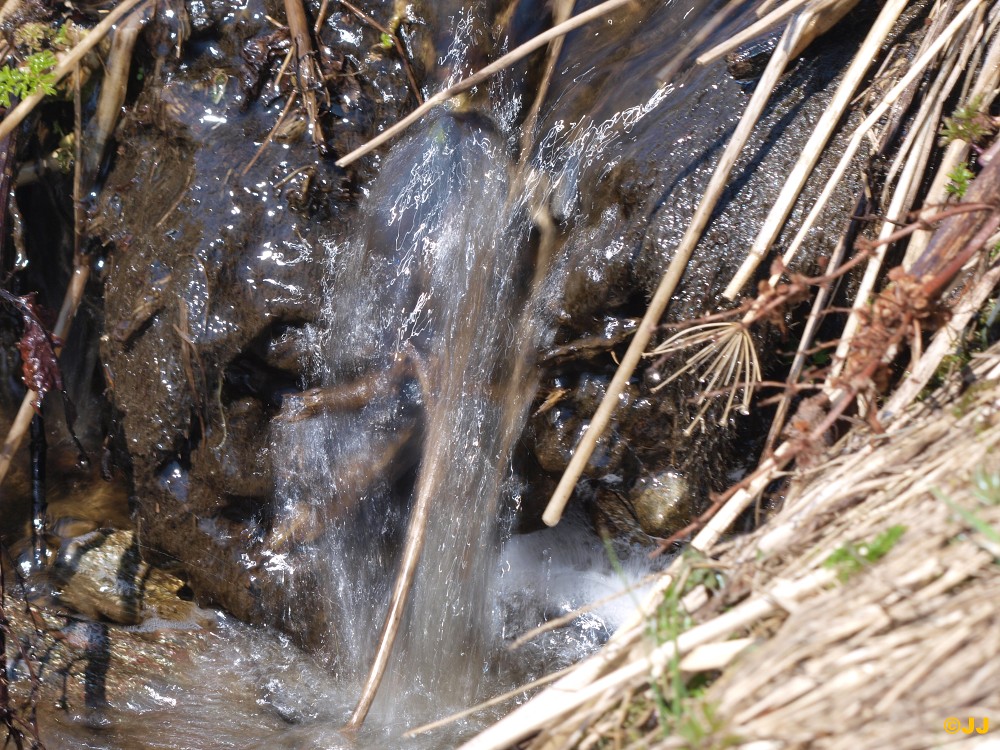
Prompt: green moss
<box><xmin>940</xmin><ymin>95</ymin><xmax>996</xmax><ymax>146</ymax></box>
<box><xmin>945</xmin><ymin>162</ymin><xmax>975</xmax><ymax>199</ymax></box>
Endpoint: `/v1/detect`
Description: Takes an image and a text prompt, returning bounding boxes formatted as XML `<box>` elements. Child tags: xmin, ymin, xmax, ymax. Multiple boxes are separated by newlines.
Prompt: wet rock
<box><xmin>84</xmin><ymin>0</ymin><xmax>902</xmax><ymax>649</ymax></box>
<box><xmin>518</xmin><ymin>1</ymin><xmax>887</xmax><ymax>536</ymax></box>
<box><xmin>629</xmin><ymin>469</ymin><xmax>692</xmax><ymax>539</ymax></box>
<box><xmin>54</xmin><ymin>528</ymin><xmax>214</xmax><ymax>626</ymax></box>
<box><xmin>92</xmin><ymin>0</ymin><xmax>416</xmax><ymax>642</ymax></box>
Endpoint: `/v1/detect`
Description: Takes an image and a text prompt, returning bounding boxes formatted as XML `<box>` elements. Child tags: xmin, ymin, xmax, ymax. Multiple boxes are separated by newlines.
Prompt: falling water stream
<box><xmin>31</xmin><ymin>21</ymin><xmax>673</xmax><ymax>750</ymax></box>
<box><xmin>271</xmin><ymin>108</ymin><xmax>537</xmax><ymax>729</ymax></box>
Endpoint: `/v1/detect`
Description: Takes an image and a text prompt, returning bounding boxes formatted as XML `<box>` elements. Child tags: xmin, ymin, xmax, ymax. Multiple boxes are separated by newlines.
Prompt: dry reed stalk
<box><xmin>82</xmin><ymin>6</ymin><xmax>150</xmax><ymax>180</ymax></box>
<box><xmin>905</xmin><ymin>19</ymin><xmax>1000</xmax><ymax>266</ymax></box>
<box><xmin>684</xmin><ymin>0</ymin><xmax>991</xmax><ymax>442</ymax></box>
<box><xmin>828</xmin><ymin>3</ymin><xmax>990</xmax><ymax>384</ymax></box>
<box><xmin>721</xmin><ymin>0</ymin><xmax>909</xmax><ymax>300</ymax></box>
<box><xmin>549</xmin><ymin>0</ymin><xmax>992</xmax><ymax>518</ymax></box>
<box><xmin>459</xmin><ymin>570</ymin><xmax>833</xmax><ymax>750</ymax></box>
<box><xmin>739</xmin><ymin>0</ymin><xmax>986</xmax><ymax>305</ymax></box>
<box><xmin>693</xmin><ymin>0</ymin><xmax>851</xmax><ymax>69</ymax></box>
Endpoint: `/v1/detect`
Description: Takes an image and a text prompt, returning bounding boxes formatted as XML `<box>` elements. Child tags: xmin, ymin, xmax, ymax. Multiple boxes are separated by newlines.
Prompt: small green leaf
<box><xmin>945</xmin><ymin>162</ymin><xmax>975</xmax><ymax>199</ymax></box>
<box><xmin>824</xmin><ymin>525</ymin><xmax>906</xmax><ymax>581</ymax></box>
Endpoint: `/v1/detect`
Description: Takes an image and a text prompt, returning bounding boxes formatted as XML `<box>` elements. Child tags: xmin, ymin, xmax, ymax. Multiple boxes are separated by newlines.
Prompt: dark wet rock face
<box><xmin>516</xmin><ymin>1</ymin><xmax>880</xmax><ymax>539</ymax></box>
<box><xmin>93</xmin><ymin>0</ymin><xmax>416</xmax><ymax>629</ymax></box>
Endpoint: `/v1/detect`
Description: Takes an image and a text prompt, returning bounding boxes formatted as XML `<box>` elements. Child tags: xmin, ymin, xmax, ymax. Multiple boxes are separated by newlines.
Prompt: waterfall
<box><xmin>271</xmin><ymin>105</ymin><xmax>542</xmax><ymax>733</ymax></box>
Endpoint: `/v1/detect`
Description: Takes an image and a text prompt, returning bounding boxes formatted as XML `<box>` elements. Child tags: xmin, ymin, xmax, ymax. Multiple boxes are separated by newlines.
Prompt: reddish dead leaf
<box><xmin>1</xmin><ymin>291</ymin><xmax>62</xmax><ymax>412</ymax></box>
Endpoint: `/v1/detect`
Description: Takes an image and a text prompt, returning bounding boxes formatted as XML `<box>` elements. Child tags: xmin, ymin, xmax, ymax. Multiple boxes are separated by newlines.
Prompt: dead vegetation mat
<box><xmin>461</xmin><ymin>346</ymin><xmax>1000</xmax><ymax>750</ymax></box>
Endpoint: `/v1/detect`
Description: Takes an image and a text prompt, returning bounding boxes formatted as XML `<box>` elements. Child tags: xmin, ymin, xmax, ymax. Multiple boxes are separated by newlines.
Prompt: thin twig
<box><xmin>284</xmin><ymin>0</ymin><xmax>326</xmax><ymax>148</ymax></box>
<box><xmin>762</xmin><ymin>222</ymin><xmax>852</xmax><ymax>455</ymax></box>
<box><xmin>508</xmin><ymin>571</ymin><xmax>661</xmax><ymax>651</ymax></box>
<box><xmin>242</xmin><ymin>91</ymin><xmax>298</xmax><ymax>176</ymax></box>
<box><xmin>405</xmin><ymin>664</ymin><xmax>577</xmax><ymax>738</ymax></box>
<box><xmin>335</xmin><ymin>0</ymin><xmax>423</xmax><ymax>104</ymax></box>
<box><xmin>882</xmin><ymin>259</ymin><xmax>1000</xmax><ymax>418</ymax></box>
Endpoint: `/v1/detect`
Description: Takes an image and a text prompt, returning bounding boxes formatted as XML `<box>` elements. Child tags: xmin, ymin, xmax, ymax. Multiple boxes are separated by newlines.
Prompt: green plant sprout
<box><xmin>0</xmin><ymin>50</ymin><xmax>58</xmax><ymax>108</ymax></box>
<box><xmin>940</xmin><ymin>96</ymin><xmax>996</xmax><ymax>146</ymax></box>
<box><xmin>933</xmin><ymin>467</ymin><xmax>1000</xmax><ymax>561</ymax></box>
<box><xmin>969</xmin><ymin>466</ymin><xmax>1000</xmax><ymax>505</ymax></box>
<box><xmin>823</xmin><ymin>525</ymin><xmax>906</xmax><ymax>581</ymax></box>
<box><xmin>945</xmin><ymin>162</ymin><xmax>975</xmax><ymax>199</ymax></box>
<box><xmin>644</xmin><ymin>551</ymin><xmax>728</xmax><ymax>744</ymax></box>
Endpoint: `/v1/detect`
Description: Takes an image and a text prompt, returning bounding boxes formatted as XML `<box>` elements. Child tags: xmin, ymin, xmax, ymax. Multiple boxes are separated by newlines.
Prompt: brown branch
<box><xmin>284</xmin><ymin>0</ymin><xmax>326</xmax><ymax>148</ymax></box>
